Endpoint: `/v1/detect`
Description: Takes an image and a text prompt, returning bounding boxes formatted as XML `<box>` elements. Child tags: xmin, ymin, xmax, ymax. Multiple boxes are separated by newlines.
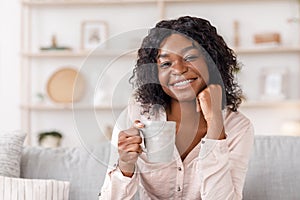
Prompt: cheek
<box><xmin>158</xmin><ymin>70</ymin><xmax>174</xmax><ymax>95</ymax></box>
<box><xmin>158</xmin><ymin>69</ymin><xmax>170</xmax><ymax>86</ymax></box>
<box><xmin>200</xmin><ymin>68</ymin><xmax>209</xmax><ymax>84</ymax></box>
<box><xmin>193</xmin><ymin>63</ymin><xmax>209</xmax><ymax>84</ymax></box>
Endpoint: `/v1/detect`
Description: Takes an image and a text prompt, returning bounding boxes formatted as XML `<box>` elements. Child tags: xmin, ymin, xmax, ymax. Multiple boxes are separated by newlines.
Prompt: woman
<box><xmin>100</xmin><ymin>16</ymin><xmax>254</xmax><ymax>200</ymax></box>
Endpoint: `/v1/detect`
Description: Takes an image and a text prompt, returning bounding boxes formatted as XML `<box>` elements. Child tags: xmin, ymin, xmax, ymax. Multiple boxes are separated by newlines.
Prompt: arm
<box><xmin>196</xmin><ymin>85</ymin><xmax>254</xmax><ymax>199</ymax></box>
<box><xmin>99</xmin><ymin>166</ymin><xmax>139</xmax><ymax>200</ymax></box>
<box><xmin>99</xmin><ymin>109</ymin><xmax>140</xmax><ymax>200</ymax></box>
<box><xmin>199</xmin><ymin>123</ymin><xmax>254</xmax><ymax>200</ymax></box>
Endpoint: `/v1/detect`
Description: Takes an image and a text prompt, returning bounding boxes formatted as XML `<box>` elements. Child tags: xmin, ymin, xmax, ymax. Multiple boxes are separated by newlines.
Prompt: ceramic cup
<box><xmin>140</xmin><ymin>121</ymin><xmax>176</xmax><ymax>163</ymax></box>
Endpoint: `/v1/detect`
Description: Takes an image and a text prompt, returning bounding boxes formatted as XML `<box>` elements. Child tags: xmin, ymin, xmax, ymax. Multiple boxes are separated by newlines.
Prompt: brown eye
<box><xmin>159</xmin><ymin>61</ymin><xmax>172</xmax><ymax>68</ymax></box>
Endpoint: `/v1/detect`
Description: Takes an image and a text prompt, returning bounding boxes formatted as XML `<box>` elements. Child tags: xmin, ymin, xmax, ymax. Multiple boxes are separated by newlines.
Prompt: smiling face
<box><xmin>157</xmin><ymin>34</ymin><xmax>209</xmax><ymax>102</ymax></box>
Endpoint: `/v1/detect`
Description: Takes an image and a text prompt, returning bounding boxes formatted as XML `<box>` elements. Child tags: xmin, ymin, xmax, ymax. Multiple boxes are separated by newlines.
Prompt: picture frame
<box><xmin>81</xmin><ymin>20</ymin><xmax>108</xmax><ymax>50</ymax></box>
<box><xmin>260</xmin><ymin>67</ymin><xmax>288</xmax><ymax>101</ymax></box>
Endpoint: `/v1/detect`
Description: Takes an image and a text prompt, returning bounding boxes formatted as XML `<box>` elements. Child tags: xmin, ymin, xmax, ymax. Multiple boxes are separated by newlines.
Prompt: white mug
<box><xmin>140</xmin><ymin>121</ymin><xmax>176</xmax><ymax>163</ymax></box>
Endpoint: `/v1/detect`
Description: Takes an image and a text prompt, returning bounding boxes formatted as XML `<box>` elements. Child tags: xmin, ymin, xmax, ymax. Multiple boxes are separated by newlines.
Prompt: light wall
<box><xmin>1</xmin><ymin>1</ymin><xmax>300</xmax><ymax>146</ymax></box>
<box><xmin>0</xmin><ymin>0</ymin><xmax>21</xmax><ymax>131</ymax></box>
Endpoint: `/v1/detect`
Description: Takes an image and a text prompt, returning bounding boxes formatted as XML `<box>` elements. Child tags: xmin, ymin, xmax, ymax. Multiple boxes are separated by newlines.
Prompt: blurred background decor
<box><xmin>81</xmin><ymin>20</ymin><xmax>108</xmax><ymax>50</ymax></box>
<box><xmin>46</xmin><ymin>67</ymin><xmax>85</xmax><ymax>103</ymax></box>
<box><xmin>40</xmin><ymin>35</ymin><xmax>72</xmax><ymax>51</ymax></box>
<box><xmin>0</xmin><ymin>0</ymin><xmax>296</xmax><ymax>146</ymax></box>
<box><xmin>38</xmin><ymin>130</ymin><xmax>63</xmax><ymax>148</ymax></box>
<box><xmin>281</xmin><ymin>120</ymin><xmax>300</xmax><ymax>136</ymax></box>
<box><xmin>260</xmin><ymin>67</ymin><xmax>288</xmax><ymax>101</ymax></box>
<box><xmin>253</xmin><ymin>32</ymin><xmax>281</xmax><ymax>47</ymax></box>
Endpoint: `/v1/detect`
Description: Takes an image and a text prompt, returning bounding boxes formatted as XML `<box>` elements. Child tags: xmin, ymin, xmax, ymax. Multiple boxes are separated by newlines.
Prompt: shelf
<box><xmin>22</xmin><ymin>0</ymin><xmax>158</xmax><ymax>6</ymax></box>
<box><xmin>21</xmin><ymin>50</ymin><xmax>137</xmax><ymax>58</ymax></box>
<box><xmin>22</xmin><ymin>0</ymin><xmax>287</xmax><ymax>6</ymax></box>
<box><xmin>21</xmin><ymin>104</ymin><xmax>126</xmax><ymax>111</ymax></box>
<box><xmin>22</xmin><ymin>46</ymin><xmax>300</xmax><ymax>58</ymax></box>
<box><xmin>241</xmin><ymin>100</ymin><xmax>300</xmax><ymax>108</ymax></box>
<box><xmin>163</xmin><ymin>0</ymin><xmax>287</xmax><ymax>3</ymax></box>
<box><xmin>235</xmin><ymin>46</ymin><xmax>300</xmax><ymax>54</ymax></box>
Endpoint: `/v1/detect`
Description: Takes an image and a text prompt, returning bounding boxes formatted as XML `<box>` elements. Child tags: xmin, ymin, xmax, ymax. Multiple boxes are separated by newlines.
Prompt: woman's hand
<box><xmin>196</xmin><ymin>84</ymin><xmax>226</xmax><ymax>140</ymax></box>
<box><xmin>118</xmin><ymin>120</ymin><xmax>144</xmax><ymax>177</ymax></box>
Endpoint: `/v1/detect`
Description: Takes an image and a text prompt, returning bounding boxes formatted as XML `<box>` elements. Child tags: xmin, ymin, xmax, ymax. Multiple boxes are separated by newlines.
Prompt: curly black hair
<box><xmin>130</xmin><ymin>16</ymin><xmax>243</xmax><ymax>112</ymax></box>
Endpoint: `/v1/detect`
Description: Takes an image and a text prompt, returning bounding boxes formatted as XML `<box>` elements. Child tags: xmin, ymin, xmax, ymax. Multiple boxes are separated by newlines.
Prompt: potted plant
<box><xmin>38</xmin><ymin>131</ymin><xmax>63</xmax><ymax>148</ymax></box>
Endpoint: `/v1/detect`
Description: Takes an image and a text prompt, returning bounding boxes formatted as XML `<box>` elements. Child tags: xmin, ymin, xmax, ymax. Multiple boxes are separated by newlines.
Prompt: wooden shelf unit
<box><xmin>22</xmin><ymin>0</ymin><xmax>159</xmax><ymax>6</ymax></box>
<box><xmin>21</xmin><ymin>0</ymin><xmax>300</xmax><ymax>145</ymax></box>
<box><xmin>22</xmin><ymin>0</ymin><xmax>287</xmax><ymax>6</ymax></box>
<box><xmin>21</xmin><ymin>104</ymin><xmax>126</xmax><ymax>111</ymax></box>
<box><xmin>21</xmin><ymin>46</ymin><xmax>300</xmax><ymax>58</ymax></box>
<box><xmin>235</xmin><ymin>46</ymin><xmax>300</xmax><ymax>54</ymax></box>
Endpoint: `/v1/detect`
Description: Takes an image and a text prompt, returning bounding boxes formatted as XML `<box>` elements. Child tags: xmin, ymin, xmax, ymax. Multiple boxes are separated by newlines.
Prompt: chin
<box><xmin>162</xmin><ymin>84</ymin><xmax>204</xmax><ymax>102</ymax></box>
<box><xmin>168</xmin><ymin>90</ymin><xmax>198</xmax><ymax>102</ymax></box>
<box><xmin>176</xmin><ymin>96</ymin><xmax>197</xmax><ymax>102</ymax></box>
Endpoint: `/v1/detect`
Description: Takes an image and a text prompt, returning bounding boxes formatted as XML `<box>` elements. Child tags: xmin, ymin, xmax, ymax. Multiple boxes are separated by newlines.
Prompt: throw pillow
<box><xmin>0</xmin><ymin>176</ymin><xmax>70</xmax><ymax>200</ymax></box>
<box><xmin>0</xmin><ymin>130</ymin><xmax>26</xmax><ymax>177</ymax></box>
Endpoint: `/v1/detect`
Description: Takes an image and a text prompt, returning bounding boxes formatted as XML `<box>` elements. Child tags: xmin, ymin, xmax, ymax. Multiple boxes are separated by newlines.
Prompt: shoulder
<box><xmin>224</xmin><ymin>108</ymin><xmax>252</xmax><ymax>130</ymax></box>
<box><xmin>223</xmin><ymin>108</ymin><xmax>254</xmax><ymax>141</ymax></box>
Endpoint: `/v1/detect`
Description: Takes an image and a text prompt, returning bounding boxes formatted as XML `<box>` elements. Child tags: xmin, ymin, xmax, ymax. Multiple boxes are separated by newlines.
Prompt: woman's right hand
<box><xmin>118</xmin><ymin>120</ymin><xmax>144</xmax><ymax>177</ymax></box>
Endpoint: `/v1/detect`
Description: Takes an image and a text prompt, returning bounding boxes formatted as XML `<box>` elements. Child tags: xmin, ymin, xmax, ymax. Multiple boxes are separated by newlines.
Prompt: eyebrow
<box><xmin>157</xmin><ymin>45</ymin><xmax>198</xmax><ymax>59</ymax></box>
<box><xmin>180</xmin><ymin>45</ymin><xmax>198</xmax><ymax>54</ymax></box>
<box><xmin>157</xmin><ymin>53</ymin><xmax>169</xmax><ymax>59</ymax></box>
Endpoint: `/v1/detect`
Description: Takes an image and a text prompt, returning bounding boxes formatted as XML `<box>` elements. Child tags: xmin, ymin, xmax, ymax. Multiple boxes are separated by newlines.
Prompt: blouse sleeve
<box><xmin>99</xmin><ymin>108</ymin><xmax>139</xmax><ymax>200</ymax></box>
<box><xmin>99</xmin><ymin>166</ymin><xmax>139</xmax><ymax>200</ymax></box>
<box><xmin>198</xmin><ymin>115</ymin><xmax>254</xmax><ymax>200</ymax></box>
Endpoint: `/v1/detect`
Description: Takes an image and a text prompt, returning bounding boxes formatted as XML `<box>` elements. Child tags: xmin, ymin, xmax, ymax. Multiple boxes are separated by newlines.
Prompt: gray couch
<box><xmin>20</xmin><ymin>136</ymin><xmax>300</xmax><ymax>200</ymax></box>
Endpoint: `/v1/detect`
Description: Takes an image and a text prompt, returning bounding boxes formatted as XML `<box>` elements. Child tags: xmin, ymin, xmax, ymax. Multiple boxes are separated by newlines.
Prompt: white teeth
<box><xmin>173</xmin><ymin>79</ymin><xmax>193</xmax><ymax>87</ymax></box>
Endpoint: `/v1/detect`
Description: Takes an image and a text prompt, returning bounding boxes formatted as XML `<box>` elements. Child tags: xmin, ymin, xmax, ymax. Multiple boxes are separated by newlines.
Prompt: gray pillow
<box><xmin>0</xmin><ymin>130</ymin><xmax>26</xmax><ymax>177</ymax></box>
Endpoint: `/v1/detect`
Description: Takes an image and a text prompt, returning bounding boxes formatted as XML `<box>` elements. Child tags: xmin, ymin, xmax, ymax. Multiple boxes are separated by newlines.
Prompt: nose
<box><xmin>171</xmin><ymin>58</ymin><xmax>188</xmax><ymax>75</ymax></box>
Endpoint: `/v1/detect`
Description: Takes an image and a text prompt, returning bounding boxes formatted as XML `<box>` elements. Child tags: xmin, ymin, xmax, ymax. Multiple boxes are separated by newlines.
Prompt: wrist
<box><xmin>206</xmin><ymin>127</ymin><xmax>226</xmax><ymax>140</ymax></box>
<box><xmin>118</xmin><ymin>160</ymin><xmax>135</xmax><ymax>177</ymax></box>
<box><xmin>206</xmin><ymin>114</ymin><xmax>223</xmax><ymax>128</ymax></box>
<box><xmin>206</xmin><ymin>114</ymin><xmax>225</xmax><ymax>140</ymax></box>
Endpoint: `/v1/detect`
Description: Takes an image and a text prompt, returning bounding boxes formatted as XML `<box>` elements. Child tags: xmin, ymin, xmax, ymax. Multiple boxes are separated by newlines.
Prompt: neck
<box><xmin>167</xmin><ymin>99</ymin><xmax>207</xmax><ymax>161</ymax></box>
<box><xmin>167</xmin><ymin>100</ymin><xmax>196</xmax><ymax>120</ymax></box>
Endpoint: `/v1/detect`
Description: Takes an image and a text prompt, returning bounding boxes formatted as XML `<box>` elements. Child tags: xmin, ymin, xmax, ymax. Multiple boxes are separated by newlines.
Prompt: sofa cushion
<box><xmin>243</xmin><ymin>136</ymin><xmax>300</xmax><ymax>200</ymax></box>
<box><xmin>21</xmin><ymin>142</ymin><xmax>111</xmax><ymax>200</ymax></box>
<box><xmin>0</xmin><ymin>130</ymin><xmax>26</xmax><ymax>177</ymax></box>
<box><xmin>0</xmin><ymin>175</ymin><xmax>70</xmax><ymax>200</ymax></box>
<box><xmin>20</xmin><ymin>136</ymin><xmax>300</xmax><ymax>200</ymax></box>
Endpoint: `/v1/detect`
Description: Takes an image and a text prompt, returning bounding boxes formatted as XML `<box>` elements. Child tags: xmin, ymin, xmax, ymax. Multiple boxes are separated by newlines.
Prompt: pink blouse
<box><xmin>99</xmin><ymin>106</ymin><xmax>254</xmax><ymax>200</ymax></box>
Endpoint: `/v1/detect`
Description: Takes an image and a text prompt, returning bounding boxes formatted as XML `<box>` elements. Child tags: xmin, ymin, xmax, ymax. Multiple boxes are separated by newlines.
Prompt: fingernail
<box><xmin>134</xmin><ymin>120</ymin><xmax>144</xmax><ymax>129</ymax></box>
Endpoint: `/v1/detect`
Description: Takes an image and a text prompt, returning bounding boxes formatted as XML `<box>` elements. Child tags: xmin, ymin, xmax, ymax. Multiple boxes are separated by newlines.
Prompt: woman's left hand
<box><xmin>196</xmin><ymin>84</ymin><xmax>225</xmax><ymax>139</ymax></box>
